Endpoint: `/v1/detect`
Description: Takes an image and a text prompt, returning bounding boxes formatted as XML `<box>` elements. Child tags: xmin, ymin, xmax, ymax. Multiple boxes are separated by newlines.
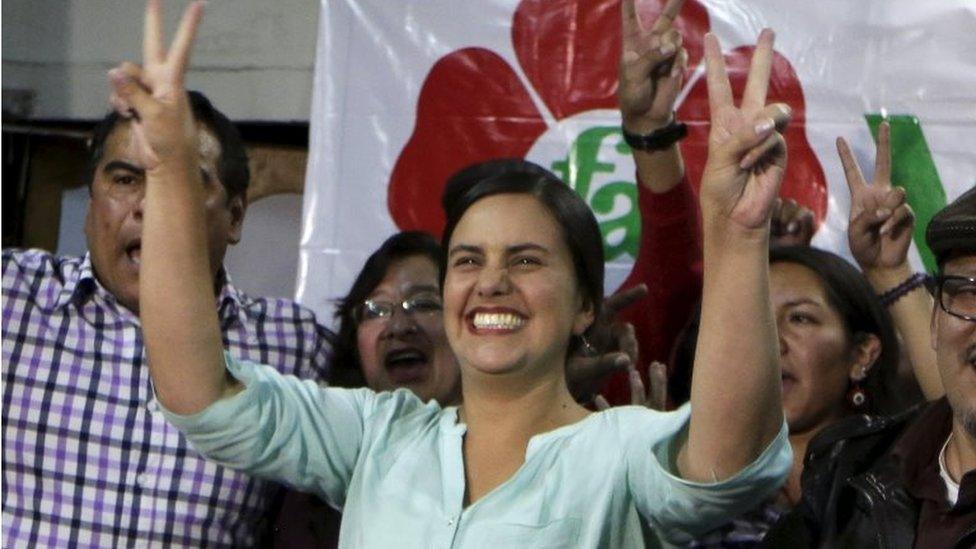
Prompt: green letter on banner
<box><xmin>552</xmin><ymin>126</ymin><xmax>641</xmax><ymax>262</ymax></box>
<box><xmin>865</xmin><ymin>114</ymin><xmax>947</xmax><ymax>273</ymax></box>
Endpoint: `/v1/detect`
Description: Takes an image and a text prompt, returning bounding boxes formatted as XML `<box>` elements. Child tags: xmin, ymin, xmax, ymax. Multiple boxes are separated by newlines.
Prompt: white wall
<box><xmin>2</xmin><ymin>0</ymin><xmax>320</xmax><ymax>121</ymax></box>
<box><xmin>57</xmin><ymin>188</ymin><xmax>302</xmax><ymax>300</ymax></box>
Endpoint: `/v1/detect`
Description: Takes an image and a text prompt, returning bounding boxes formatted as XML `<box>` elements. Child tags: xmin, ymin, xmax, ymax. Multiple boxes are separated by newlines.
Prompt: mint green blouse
<box><xmin>162</xmin><ymin>355</ymin><xmax>790</xmax><ymax>548</ymax></box>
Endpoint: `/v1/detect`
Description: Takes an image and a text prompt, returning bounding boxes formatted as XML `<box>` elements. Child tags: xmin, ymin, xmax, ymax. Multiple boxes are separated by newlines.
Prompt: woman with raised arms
<box><xmin>121</xmin><ymin>0</ymin><xmax>793</xmax><ymax>546</ymax></box>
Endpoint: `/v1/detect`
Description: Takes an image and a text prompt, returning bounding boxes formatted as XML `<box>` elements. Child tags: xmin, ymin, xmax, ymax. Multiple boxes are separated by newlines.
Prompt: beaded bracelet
<box><xmin>878</xmin><ymin>272</ymin><xmax>931</xmax><ymax>307</ymax></box>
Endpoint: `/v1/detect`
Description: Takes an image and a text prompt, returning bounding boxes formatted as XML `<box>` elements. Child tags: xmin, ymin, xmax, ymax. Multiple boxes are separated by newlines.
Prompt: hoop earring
<box><xmin>847</xmin><ymin>381</ymin><xmax>867</xmax><ymax>409</ymax></box>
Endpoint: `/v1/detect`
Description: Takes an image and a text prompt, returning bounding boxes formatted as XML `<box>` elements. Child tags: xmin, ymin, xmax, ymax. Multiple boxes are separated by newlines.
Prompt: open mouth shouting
<box><xmin>780</xmin><ymin>370</ymin><xmax>797</xmax><ymax>393</ymax></box>
<box><xmin>466</xmin><ymin>307</ymin><xmax>527</xmax><ymax>335</ymax></box>
<box><xmin>125</xmin><ymin>239</ymin><xmax>142</xmax><ymax>266</ymax></box>
<box><xmin>383</xmin><ymin>345</ymin><xmax>430</xmax><ymax>384</ymax></box>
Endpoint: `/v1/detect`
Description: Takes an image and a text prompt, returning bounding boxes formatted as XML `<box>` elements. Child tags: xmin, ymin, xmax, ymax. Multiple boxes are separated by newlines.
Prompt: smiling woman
<box><xmin>131</xmin><ymin>0</ymin><xmax>793</xmax><ymax>546</ymax></box>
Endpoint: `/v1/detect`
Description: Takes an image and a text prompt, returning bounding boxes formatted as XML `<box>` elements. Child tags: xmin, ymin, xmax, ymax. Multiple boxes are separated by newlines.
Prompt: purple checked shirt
<box><xmin>2</xmin><ymin>249</ymin><xmax>333</xmax><ymax>547</ymax></box>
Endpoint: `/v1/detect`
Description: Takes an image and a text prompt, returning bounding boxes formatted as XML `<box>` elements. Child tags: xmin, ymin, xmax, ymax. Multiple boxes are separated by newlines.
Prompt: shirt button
<box><xmin>147</xmin><ymin>400</ymin><xmax>160</xmax><ymax>413</ymax></box>
<box><xmin>137</xmin><ymin>473</ymin><xmax>150</xmax><ymax>487</ymax></box>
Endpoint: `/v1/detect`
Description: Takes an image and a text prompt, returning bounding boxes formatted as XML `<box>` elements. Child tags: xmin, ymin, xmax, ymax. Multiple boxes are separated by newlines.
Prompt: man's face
<box><xmin>84</xmin><ymin>121</ymin><xmax>245</xmax><ymax>314</ymax></box>
<box><xmin>932</xmin><ymin>253</ymin><xmax>976</xmax><ymax>436</ymax></box>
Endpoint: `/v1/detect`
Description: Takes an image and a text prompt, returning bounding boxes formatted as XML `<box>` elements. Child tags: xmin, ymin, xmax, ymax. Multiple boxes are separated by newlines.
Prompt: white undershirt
<box><xmin>939</xmin><ymin>433</ymin><xmax>960</xmax><ymax>506</ymax></box>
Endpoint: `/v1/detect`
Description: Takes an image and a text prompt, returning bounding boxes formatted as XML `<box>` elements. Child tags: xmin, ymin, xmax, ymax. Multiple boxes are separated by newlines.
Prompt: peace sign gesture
<box><xmin>837</xmin><ymin>123</ymin><xmax>915</xmax><ymax>272</ymax></box>
<box><xmin>619</xmin><ymin>0</ymin><xmax>687</xmax><ymax>134</ymax></box>
<box><xmin>108</xmin><ymin>0</ymin><xmax>205</xmax><ymax>170</ymax></box>
<box><xmin>698</xmin><ymin>30</ymin><xmax>793</xmax><ymax>232</ymax></box>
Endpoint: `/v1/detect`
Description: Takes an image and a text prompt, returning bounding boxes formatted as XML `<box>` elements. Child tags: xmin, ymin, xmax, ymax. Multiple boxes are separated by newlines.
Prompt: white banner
<box><xmin>298</xmin><ymin>0</ymin><xmax>976</xmax><ymax>323</ymax></box>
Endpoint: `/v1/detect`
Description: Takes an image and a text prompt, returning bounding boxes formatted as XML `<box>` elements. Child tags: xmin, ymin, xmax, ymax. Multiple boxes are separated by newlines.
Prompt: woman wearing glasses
<box><xmin>330</xmin><ymin>231</ymin><xmax>461</xmax><ymax>405</ymax></box>
<box><xmin>127</xmin><ymin>1</ymin><xmax>792</xmax><ymax>546</ymax></box>
<box><xmin>274</xmin><ymin>232</ymin><xmax>459</xmax><ymax>548</ymax></box>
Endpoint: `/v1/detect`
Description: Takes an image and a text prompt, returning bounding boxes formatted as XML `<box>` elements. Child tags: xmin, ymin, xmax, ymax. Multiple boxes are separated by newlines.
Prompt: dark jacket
<box><xmin>763</xmin><ymin>400</ymin><xmax>976</xmax><ymax>548</ymax></box>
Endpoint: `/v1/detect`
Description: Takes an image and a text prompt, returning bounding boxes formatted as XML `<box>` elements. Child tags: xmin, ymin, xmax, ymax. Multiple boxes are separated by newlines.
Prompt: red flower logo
<box><xmin>389</xmin><ymin>0</ymin><xmax>826</xmax><ymax>258</ymax></box>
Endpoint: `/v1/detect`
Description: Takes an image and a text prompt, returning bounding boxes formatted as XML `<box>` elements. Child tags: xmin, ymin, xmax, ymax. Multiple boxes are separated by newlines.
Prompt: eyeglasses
<box><xmin>936</xmin><ymin>275</ymin><xmax>976</xmax><ymax>322</ymax></box>
<box><xmin>355</xmin><ymin>293</ymin><xmax>443</xmax><ymax>323</ymax></box>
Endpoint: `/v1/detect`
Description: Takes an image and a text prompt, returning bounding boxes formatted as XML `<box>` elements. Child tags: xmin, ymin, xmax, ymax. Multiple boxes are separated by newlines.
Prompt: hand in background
<box><xmin>594</xmin><ymin>361</ymin><xmax>668</xmax><ymax>411</ymax></box>
<box><xmin>618</xmin><ymin>0</ymin><xmax>689</xmax><ymax>193</ymax></box>
<box><xmin>838</xmin><ymin>123</ymin><xmax>941</xmax><ymax>400</ymax></box>
<box><xmin>837</xmin><ymin>122</ymin><xmax>914</xmax><ymax>273</ymax></box>
<box><xmin>567</xmin><ymin>284</ymin><xmax>647</xmax><ymax>400</ymax></box>
<box><xmin>770</xmin><ymin>197</ymin><xmax>816</xmax><ymax>247</ymax></box>
<box><xmin>619</xmin><ymin>0</ymin><xmax>687</xmax><ymax>133</ymax></box>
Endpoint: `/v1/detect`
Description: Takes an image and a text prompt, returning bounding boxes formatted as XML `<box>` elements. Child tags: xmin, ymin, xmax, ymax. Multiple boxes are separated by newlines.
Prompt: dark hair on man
<box><xmin>440</xmin><ymin>159</ymin><xmax>605</xmax><ymax>349</ymax></box>
<box><xmin>330</xmin><ymin>231</ymin><xmax>443</xmax><ymax>388</ymax></box>
<box><xmin>669</xmin><ymin>246</ymin><xmax>903</xmax><ymax>415</ymax></box>
<box><xmin>86</xmin><ymin>90</ymin><xmax>250</xmax><ymax>201</ymax></box>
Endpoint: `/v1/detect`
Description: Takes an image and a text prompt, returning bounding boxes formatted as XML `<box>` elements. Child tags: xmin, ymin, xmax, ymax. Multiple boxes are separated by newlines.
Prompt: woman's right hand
<box><xmin>697</xmin><ymin>30</ymin><xmax>792</xmax><ymax>235</ymax></box>
<box><xmin>107</xmin><ymin>0</ymin><xmax>204</xmax><ymax>173</ymax></box>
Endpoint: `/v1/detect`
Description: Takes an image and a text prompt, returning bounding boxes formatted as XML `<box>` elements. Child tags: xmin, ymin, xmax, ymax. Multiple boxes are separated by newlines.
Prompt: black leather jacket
<box><xmin>762</xmin><ymin>401</ymin><xmax>976</xmax><ymax>548</ymax></box>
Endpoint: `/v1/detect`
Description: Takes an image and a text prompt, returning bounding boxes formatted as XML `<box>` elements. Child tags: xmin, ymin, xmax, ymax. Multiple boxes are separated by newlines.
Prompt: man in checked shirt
<box><xmin>2</xmin><ymin>90</ymin><xmax>333</xmax><ymax>547</ymax></box>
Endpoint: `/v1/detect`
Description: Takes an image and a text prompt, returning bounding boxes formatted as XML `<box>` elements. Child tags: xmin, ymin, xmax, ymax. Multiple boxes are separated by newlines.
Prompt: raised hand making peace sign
<box><xmin>108</xmin><ymin>0</ymin><xmax>205</xmax><ymax>170</ymax></box>
<box><xmin>618</xmin><ymin>0</ymin><xmax>689</xmax><ymax>193</ymax></box>
<box><xmin>837</xmin><ymin>122</ymin><xmax>915</xmax><ymax>272</ymax></box>
<box><xmin>698</xmin><ymin>30</ymin><xmax>792</xmax><ymax>232</ymax></box>
<box><xmin>120</xmin><ymin>0</ymin><xmax>235</xmax><ymax>414</ymax></box>
<box><xmin>619</xmin><ymin>0</ymin><xmax>687</xmax><ymax>134</ymax></box>
<box><xmin>837</xmin><ymin>123</ymin><xmax>942</xmax><ymax>400</ymax></box>
<box><xmin>677</xmin><ymin>30</ymin><xmax>791</xmax><ymax>482</ymax></box>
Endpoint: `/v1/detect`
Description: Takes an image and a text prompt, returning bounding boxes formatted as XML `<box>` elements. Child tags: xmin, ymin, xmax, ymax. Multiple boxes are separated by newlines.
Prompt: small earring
<box><xmin>847</xmin><ymin>381</ymin><xmax>867</xmax><ymax>408</ymax></box>
<box><xmin>579</xmin><ymin>334</ymin><xmax>598</xmax><ymax>357</ymax></box>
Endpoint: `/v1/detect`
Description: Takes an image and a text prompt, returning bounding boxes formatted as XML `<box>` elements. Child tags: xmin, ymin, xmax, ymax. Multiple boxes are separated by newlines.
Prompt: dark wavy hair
<box><xmin>440</xmin><ymin>159</ymin><xmax>605</xmax><ymax>353</ymax></box>
<box><xmin>86</xmin><ymin>90</ymin><xmax>250</xmax><ymax>202</ymax></box>
<box><xmin>330</xmin><ymin>231</ymin><xmax>443</xmax><ymax>388</ymax></box>
<box><xmin>670</xmin><ymin>246</ymin><xmax>902</xmax><ymax>415</ymax></box>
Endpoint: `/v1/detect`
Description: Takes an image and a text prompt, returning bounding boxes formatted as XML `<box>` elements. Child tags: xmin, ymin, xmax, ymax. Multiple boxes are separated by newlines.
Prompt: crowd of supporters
<box><xmin>3</xmin><ymin>0</ymin><xmax>974</xmax><ymax>547</ymax></box>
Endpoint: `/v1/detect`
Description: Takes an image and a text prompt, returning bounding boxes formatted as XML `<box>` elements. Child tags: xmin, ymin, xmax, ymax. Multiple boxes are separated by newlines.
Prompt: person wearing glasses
<box><xmin>329</xmin><ymin>231</ymin><xmax>461</xmax><ymax>405</ymax></box>
<box><xmin>122</xmin><ymin>1</ymin><xmax>795</xmax><ymax>546</ymax></box>
<box><xmin>763</xmin><ymin>171</ymin><xmax>976</xmax><ymax>545</ymax></box>
<box><xmin>274</xmin><ymin>232</ymin><xmax>459</xmax><ymax>548</ymax></box>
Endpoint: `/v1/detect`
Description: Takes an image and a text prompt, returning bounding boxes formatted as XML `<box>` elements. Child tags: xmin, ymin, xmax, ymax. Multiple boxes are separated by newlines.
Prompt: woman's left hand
<box><xmin>697</xmin><ymin>30</ymin><xmax>792</xmax><ymax>234</ymax></box>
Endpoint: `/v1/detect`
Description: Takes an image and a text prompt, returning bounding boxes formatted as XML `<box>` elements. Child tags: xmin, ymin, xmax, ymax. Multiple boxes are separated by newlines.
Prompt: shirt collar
<box><xmin>894</xmin><ymin>398</ymin><xmax>976</xmax><ymax>511</ymax></box>
<box><xmin>44</xmin><ymin>253</ymin><xmax>99</xmax><ymax>312</ymax></box>
<box><xmin>215</xmin><ymin>268</ymin><xmax>251</xmax><ymax>325</ymax></box>
<box><xmin>939</xmin><ymin>433</ymin><xmax>960</xmax><ymax>506</ymax></box>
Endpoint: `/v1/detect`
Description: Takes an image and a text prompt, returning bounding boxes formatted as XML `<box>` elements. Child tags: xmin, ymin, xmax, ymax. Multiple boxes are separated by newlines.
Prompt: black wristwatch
<box><xmin>622</xmin><ymin>118</ymin><xmax>688</xmax><ymax>152</ymax></box>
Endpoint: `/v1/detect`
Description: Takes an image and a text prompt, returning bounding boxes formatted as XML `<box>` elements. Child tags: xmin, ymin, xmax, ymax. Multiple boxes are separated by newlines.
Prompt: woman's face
<box><xmin>443</xmin><ymin>193</ymin><xmax>594</xmax><ymax>382</ymax></box>
<box><xmin>356</xmin><ymin>254</ymin><xmax>461</xmax><ymax>404</ymax></box>
<box><xmin>770</xmin><ymin>262</ymin><xmax>864</xmax><ymax>434</ymax></box>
